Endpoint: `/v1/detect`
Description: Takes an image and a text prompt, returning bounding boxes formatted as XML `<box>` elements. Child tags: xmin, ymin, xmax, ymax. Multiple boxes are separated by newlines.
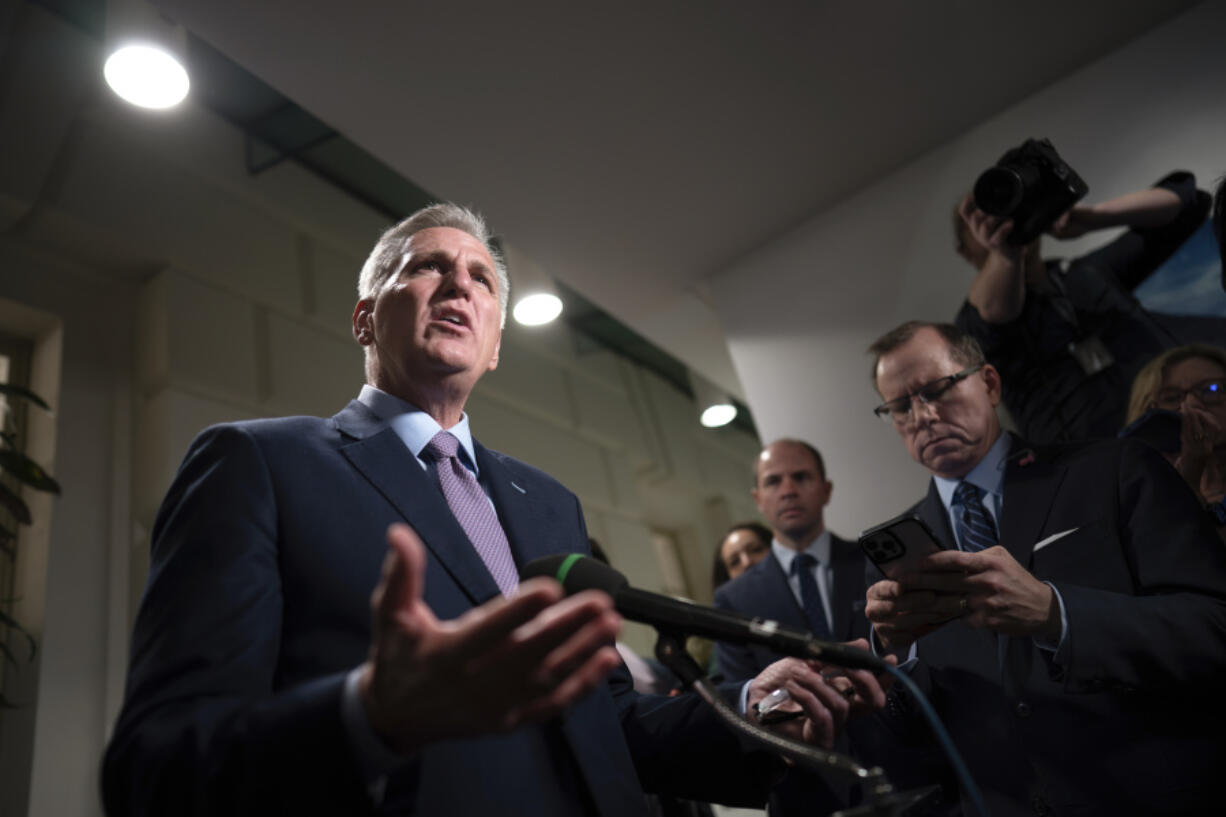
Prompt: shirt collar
<box><xmin>357</xmin><ymin>384</ymin><xmax>479</xmax><ymax>473</ymax></box>
<box><xmin>771</xmin><ymin>528</ymin><xmax>832</xmax><ymax>572</ymax></box>
<box><xmin>934</xmin><ymin>431</ymin><xmax>1010</xmax><ymax>510</ymax></box>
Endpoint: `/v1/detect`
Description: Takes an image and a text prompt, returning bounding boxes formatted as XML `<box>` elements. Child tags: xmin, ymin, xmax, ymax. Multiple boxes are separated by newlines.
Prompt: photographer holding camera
<box><xmin>954</xmin><ymin>145</ymin><xmax>1212</xmax><ymax>444</ymax></box>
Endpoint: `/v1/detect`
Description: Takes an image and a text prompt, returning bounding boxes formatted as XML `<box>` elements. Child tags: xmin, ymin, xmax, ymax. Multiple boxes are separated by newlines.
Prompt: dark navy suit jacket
<box><xmin>711</xmin><ymin>537</ymin><xmax>869</xmax><ymax>816</ymax></box>
<box><xmin>713</xmin><ymin>535</ymin><xmax>868</xmax><ymax>682</ymax></box>
<box><xmin>102</xmin><ymin>401</ymin><xmax>773</xmax><ymax>816</ymax></box>
<box><xmin>882</xmin><ymin>437</ymin><xmax>1226</xmax><ymax>817</ymax></box>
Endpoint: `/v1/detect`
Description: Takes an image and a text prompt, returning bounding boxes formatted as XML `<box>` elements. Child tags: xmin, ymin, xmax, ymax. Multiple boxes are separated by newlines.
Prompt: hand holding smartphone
<box><xmin>858</xmin><ymin>514</ymin><xmax>947</xmax><ymax>580</ymax></box>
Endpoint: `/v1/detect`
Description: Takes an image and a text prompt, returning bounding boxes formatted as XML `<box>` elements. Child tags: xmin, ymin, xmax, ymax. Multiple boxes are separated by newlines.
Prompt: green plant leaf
<box><xmin>0</xmin><ymin>449</ymin><xmax>60</xmax><ymax>493</ymax></box>
<box><xmin>0</xmin><ymin>608</ymin><xmax>36</xmax><ymax>661</ymax></box>
<box><xmin>0</xmin><ymin>384</ymin><xmax>50</xmax><ymax>412</ymax></box>
<box><xmin>0</xmin><ymin>483</ymin><xmax>30</xmax><ymax>524</ymax></box>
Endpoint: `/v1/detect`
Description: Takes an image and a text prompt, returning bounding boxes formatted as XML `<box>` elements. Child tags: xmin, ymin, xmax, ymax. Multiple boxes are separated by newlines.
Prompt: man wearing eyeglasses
<box><xmin>862</xmin><ymin>320</ymin><xmax>1226</xmax><ymax>817</ymax></box>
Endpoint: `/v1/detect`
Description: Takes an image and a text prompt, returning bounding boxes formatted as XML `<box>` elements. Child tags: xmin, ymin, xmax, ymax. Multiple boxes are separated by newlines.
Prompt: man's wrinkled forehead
<box><xmin>392</xmin><ymin>227</ymin><xmax>495</xmax><ymax>278</ymax></box>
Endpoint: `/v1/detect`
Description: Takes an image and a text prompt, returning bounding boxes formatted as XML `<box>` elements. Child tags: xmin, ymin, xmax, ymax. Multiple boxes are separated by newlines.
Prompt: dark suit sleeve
<box><xmin>102</xmin><ymin>425</ymin><xmax>375</xmax><ymax>817</ymax></box>
<box><xmin>1074</xmin><ymin>170</ymin><xmax>1209</xmax><ymax>293</ymax></box>
<box><xmin>1052</xmin><ymin>440</ymin><xmax>1226</xmax><ymax>692</ymax></box>
<box><xmin>712</xmin><ymin>585</ymin><xmax>763</xmax><ymax>682</ymax></box>
<box><xmin>558</xmin><ymin>494</ymin><xmax>776</xmax><ymax>808</ymax></box>
<box><xmin>613</xmin><ymin>677</ymin><xmax>778</xmax><ymax>807</ymax></box>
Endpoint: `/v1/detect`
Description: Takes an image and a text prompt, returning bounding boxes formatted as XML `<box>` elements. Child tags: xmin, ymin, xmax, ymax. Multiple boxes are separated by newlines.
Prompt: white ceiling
<box><xmin>154</xmin><ymin>0</ymin><xmax>1201</xmax><ymax>397</ymax></box>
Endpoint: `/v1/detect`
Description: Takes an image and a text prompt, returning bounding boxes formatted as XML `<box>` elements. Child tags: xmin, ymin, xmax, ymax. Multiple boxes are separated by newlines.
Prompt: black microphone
<box><xmin>521</xmin><ymin>554</ymin><xmax>886</xmax><ymax>672</ymax></box>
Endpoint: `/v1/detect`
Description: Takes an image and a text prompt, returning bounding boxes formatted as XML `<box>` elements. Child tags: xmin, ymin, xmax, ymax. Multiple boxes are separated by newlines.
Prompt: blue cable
<box><xmin>882</xmin><ymin>662</ymin><xmax>991</xmax><ymax>817</ymax></box>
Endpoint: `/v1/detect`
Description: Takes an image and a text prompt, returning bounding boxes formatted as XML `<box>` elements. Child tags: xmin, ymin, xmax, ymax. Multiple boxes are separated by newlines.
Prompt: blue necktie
<box><xmin>791</xmin><ymin>553</ymin><xmax>832</xmax><ymax>639</ymax></box>
<box><xmin>954</xmin><ymin>481</ymin><xmax>998</xmax><ymax>553</ymax></box>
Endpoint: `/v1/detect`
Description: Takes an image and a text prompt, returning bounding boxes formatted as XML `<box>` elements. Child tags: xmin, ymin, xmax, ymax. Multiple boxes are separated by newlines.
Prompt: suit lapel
<box><xmin>333</xmin><ymin>402</ymin><xmax>502</xmax><ymax>605</ymax></box>
<box><xmin>916</xmin><ymin>481</ymin><xmax>957</xmax><ymax>550</ymax></box>
<box><xmin>998</xmin><ymin>445</ymin><xmax>1066</xmax><ymax>569</ymax></box>
<box><xmin>475</xmin><ymin>443</ymin><xmax>566</xmax><ymax>568</ymax></box>
<box><xmin>749</xmin><ymin>555</ymin><xmax>810</xmax><ymax>631</ymax></box>
<box><xmin>829</xmin><ymin>535</ymin><xmax>864</xmax><ymax>641</ymax></box>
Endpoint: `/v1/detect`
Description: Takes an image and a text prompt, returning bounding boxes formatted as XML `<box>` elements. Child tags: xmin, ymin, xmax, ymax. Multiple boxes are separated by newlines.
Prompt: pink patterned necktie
<box><xmin>424</xmin><ymin>431</ymin><xmax>518</xmax><ymax>596</ymax></box>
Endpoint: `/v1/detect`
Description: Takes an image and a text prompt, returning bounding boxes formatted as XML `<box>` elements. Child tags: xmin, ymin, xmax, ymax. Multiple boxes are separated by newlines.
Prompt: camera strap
<box><xmin>1042</xmin><ymin>260</ymin><xmax>1116</xmax><ymax>376</ymax></box>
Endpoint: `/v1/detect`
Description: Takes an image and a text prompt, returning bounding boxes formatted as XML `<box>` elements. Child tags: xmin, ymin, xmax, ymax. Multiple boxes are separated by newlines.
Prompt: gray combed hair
<box><xmin>357</xmin><ymin>203</ymin><xmax>509</xmax><ymax>326</ymax></box>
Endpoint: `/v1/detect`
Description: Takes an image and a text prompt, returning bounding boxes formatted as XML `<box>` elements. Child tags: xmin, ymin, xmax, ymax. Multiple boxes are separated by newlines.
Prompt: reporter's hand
<box><xmin>1173</xmin><ymin>399</ymin><xmax>1221</xmax><ymax>498</ymax></box>
<box><xmin>865</xmin><ymin>578</ymin><xmax>964</xmax><ymax>654</ymax></box>
<box><xmin>900</xmin><ymin>546</ymin><xmax>1060</xmax><ymax>641</ymax></box>
<box><xmin>746</xmin><ymin>647</ymin><xmax>892</xmax><ymax>750</ymax></box>
<box><xmin>959</xmin><ymin>194</ymin><xmax>1023</xmax><ymax>264</ymax></box>
<box><xmin>360</xmin><ymin>523</ymin><xmax>624</xmax><ymax>754</ymax></box>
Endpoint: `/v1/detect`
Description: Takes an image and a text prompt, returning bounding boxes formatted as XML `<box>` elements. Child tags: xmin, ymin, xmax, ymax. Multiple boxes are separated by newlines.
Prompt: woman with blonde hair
<box><xmin>1126</xmin><ymin>344</ymin><xmax>1226</xmax><ymax>540</ymax></box>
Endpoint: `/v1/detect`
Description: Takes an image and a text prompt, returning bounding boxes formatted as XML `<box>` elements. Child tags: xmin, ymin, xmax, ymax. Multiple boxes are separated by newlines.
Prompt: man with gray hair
<box><xmin>103</xmin><ymin>203</ymin><xmax>882</xmax><ymax>816</ymax></box>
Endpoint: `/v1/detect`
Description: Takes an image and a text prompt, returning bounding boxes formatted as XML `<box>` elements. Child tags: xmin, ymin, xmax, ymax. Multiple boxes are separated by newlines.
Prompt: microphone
<box><xmin>521</xmin><ymin>554</ymin><xmax>887</xmax><ymax>672</ymax></box>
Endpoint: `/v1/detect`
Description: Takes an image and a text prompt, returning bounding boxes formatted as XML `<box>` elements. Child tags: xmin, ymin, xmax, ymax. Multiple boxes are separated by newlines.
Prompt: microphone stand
<box><xmin>653</xmin><ymin>631</ymin><xmax>939</xmax><ymax>817</ymax></box>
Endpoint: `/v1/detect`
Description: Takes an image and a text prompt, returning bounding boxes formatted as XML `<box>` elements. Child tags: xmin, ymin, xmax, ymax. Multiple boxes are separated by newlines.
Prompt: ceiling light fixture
<box><xmin>513</xmin><ymin>292</ymin><xmax>563</xmax><ymax>326</ymax></box>
<box><xmin>504</xmin><ymin>243</ymin><xmax>563</xmax><ymax>327</ymax></box>
<box><xmin>104</xmin><ymin>0</ymin><xmax>190</xmax><ymax>110</ymax></box>
<box><xmin>690</xmin><ymin>370</ymin><xmax>738</xmax><ymax>429</ymax></box>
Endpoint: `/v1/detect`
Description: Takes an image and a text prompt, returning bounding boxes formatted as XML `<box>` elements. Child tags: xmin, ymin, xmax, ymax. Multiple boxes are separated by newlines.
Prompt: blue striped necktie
<box><xmin>954</xmin><ymin>481</ymin><xmax>998</xmax><ymax>552</ymax></box>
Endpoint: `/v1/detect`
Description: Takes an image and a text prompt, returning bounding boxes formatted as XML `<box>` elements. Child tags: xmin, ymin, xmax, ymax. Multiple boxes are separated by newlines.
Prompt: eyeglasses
<box><xmin>874</xmin><ymin>365</ymin><xmax>983</xmax><ymax>427</ymax></box>
<box><xmin>1152</xmin><ymin>378</ymin><xmax>1225</xmax><ymax>411</ymax></box>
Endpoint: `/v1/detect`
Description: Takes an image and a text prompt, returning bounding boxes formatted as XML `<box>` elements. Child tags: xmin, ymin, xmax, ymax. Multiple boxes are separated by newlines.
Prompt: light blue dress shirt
<box><xmin>358</xmin><ymin>384</ymin><xmax>480</xmax><ymax>476</ymax></box>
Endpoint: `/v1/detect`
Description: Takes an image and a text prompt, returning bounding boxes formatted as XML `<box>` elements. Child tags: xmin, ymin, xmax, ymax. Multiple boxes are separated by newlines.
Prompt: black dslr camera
<box><xmin>972</xmin><ymin>138</ymin><xmax>1088</xmax><ymax>245</ymax></box>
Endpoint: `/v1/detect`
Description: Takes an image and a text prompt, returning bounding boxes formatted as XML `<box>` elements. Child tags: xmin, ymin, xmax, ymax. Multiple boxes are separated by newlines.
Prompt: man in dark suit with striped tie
<box><xmin>864</xmin><ymin>320</ymin><xmax>1226</xmax><ymax>817</ymax></box>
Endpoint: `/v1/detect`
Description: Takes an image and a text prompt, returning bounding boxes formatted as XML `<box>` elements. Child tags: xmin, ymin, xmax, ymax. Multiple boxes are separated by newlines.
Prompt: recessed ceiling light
<box><xmin>104</xmin><ymin>43</ymin><xmax>190</xmax><ymax>109</ymax></box>
<box><xmin>700</xmin><ymin>403</ymin><xmax>737</xmax><ymax>428</ymax></box>
<box><xmin>513</xmin><ymin>292</ymin><xmax>563</xmax><ymax>326</ymax></box>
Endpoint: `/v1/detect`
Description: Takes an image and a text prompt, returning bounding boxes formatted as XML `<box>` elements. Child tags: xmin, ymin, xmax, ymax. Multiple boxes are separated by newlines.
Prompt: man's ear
<box><xmin>821</xmin><ymin>480</ymin><xmax>833</xmax><ymax>507</ymax></box>
<box><xmin>353</xmin><ymin>300</ymin><xmax>373</xmax><ymax>344</ymax></box>
<box><xmin>982</xmin><ymin>364</ymin><xmax>1003</xmax><ymax>406</ymax></box>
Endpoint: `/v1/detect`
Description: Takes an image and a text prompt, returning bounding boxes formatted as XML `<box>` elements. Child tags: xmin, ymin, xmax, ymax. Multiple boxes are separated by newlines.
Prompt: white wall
<box><xmin>709</xmin><ymin>0</ymin><xmax>1226</xmax><ymax>538</ymax></box>
<box><xmin>0</xmin><ymin>5</ymin><xmax>762</xmax><ymax>815</ymax></box>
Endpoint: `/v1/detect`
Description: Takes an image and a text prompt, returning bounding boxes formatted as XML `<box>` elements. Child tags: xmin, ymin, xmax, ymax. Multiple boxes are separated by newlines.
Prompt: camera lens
<box><xmin>973</xmin><ymin>167</ymin><xmax>1024</xmax><ymax>216</ymax></box>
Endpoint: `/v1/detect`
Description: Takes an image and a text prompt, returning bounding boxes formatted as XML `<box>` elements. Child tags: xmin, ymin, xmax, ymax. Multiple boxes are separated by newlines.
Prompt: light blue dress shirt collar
<box><xmin>933</xmin><ymin>431</ymin><xmax>1010</xmax><ymax>525</ymax></box>
<box><xmin>770</xmin><ymin>530</ymin><xmax>832</xmax><ymax>574</ymax></box>
<box><xmin>357</xmin><ymin>384</ymin><xmax>479</xmax><ymax>474</ymax></box>
<box><xmin>770</xmin><ymin>530</ymin><xmax>834</xmax><ymax>629</ymax></box>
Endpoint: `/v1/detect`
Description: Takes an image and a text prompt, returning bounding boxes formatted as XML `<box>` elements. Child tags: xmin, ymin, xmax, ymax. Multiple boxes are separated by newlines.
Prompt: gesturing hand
<box><xmin>360</xmin><ymin>524</ymin><xmax>624</xmax><ymax>754</ymax></box>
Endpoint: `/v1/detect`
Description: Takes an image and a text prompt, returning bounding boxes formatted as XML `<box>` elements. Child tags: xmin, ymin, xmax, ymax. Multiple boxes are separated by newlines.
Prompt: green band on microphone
<box><xmin>556</xmin><ymin>553</ymin><xmax>584</xmax><ymax>585</ymax></box>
